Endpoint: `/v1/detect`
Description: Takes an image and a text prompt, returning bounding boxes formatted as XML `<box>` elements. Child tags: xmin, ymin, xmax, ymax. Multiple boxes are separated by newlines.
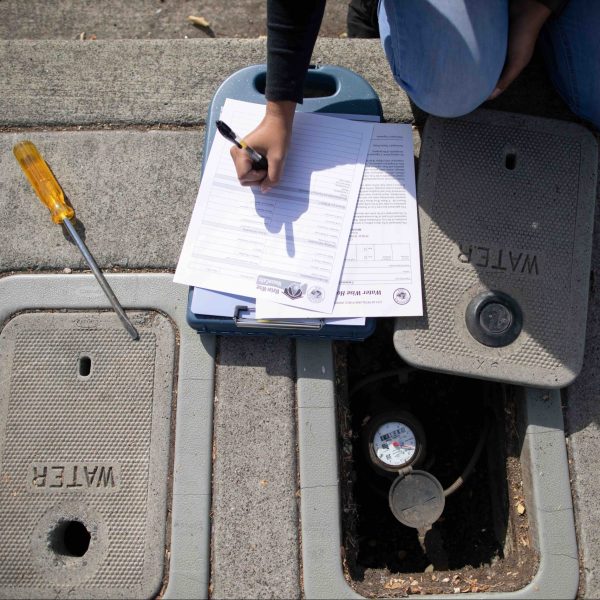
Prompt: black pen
<box><xmin>216</xmin><ymin>120</ymin><xmax>268</xmax><ymax>171</ymax></box>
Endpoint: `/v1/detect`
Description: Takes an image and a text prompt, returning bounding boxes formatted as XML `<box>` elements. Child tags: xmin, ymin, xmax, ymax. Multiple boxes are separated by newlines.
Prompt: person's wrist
<box><xmin>265</xmin><ymin>100</ymin><xmax>296</xmax><ymax>127</ymax></box>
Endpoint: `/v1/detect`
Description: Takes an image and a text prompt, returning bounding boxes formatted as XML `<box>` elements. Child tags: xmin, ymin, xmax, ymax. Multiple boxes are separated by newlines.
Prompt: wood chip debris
<box><xmin>517</xmin><ymin>501</ymin><xmax>526</xmax><ymax>515</ymax></box>
<box><xmin>188</xmin><ymin>15</ymin><xmax>211</xmax><ymax>28</ymax></box>
<box><xmin>383</xmin><ymin>577</ymin><xmax>406</xmax><ymax>590</ymax></box>
<box><xmin>382</xmin><ymin>577</ymin><xmax>424</xmax><ymax>594</ymax></box>
<box><xmin>444</xmin><ymin>575</ymin><xmax>491</xmax><ymax>594</ymax></box>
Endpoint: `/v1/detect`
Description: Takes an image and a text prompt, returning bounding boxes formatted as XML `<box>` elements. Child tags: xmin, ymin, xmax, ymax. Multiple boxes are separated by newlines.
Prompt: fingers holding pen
<box><xmin>228</xmin><ymin>99</ymin><xmax>296</xmax><ymax>192</ymax></box>
<box><xmin>229</xmin><ymin>141</ymin><xmax>286</xmax><ymax>193</ymax></box>
<box><xmin>230</xmin><ymin>146</ymin><xmax>267</xmax><ymax>186</ymax></box>
<box><xmin>260</xmin><ymin>152</ymin><xmax>285</xmax><ymax>193</ymax></box>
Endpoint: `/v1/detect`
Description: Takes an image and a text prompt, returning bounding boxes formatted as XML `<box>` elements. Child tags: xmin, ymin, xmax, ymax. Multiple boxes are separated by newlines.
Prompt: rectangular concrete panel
<box><xmin>0</xmin><ymin>310</ymin><xmax>175</xmax><ymax>599</ymax></box>
<box><xmin>1</xmin><ymin>130</ymin><xmax>203</xmax><ymax>272</ymax></box>
<box><xmin>394</xmin><ymin>110</ymin><xmax>598</xmax><ymax>388</ymax></box>
<box><xmin>211</xmin><ymin>336</ymin><xmax>300</xmax><ymax>599</ymax></box>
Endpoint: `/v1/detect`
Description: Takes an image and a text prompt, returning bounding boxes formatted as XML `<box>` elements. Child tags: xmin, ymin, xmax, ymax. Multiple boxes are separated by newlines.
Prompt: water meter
<box><xmin>364</xmin><ymin>411</ymin><xmax>426</xmax><ymax>475</ymax></box>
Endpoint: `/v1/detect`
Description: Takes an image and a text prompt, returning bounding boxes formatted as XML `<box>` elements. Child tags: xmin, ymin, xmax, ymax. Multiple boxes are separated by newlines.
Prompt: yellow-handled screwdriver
<box><xmin>13</xmin><ymin>141</ymin><xmax>139</xmax><ymax>341</ymax></box>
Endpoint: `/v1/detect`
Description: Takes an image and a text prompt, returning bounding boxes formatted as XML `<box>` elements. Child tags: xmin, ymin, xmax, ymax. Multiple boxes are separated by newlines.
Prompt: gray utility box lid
<box><xmin>0</xmin><ymin>310</ymin><xmax>175</xmax><ymax>599</ymax></box>
<box><xmin>394</xmin><ymin>109</ymin><xmax>597</xmax><ymax>388</ymax></box>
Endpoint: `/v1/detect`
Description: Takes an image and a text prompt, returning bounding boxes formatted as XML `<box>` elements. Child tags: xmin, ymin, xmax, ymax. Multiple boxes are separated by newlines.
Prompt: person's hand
<box><xmin>490</xmin><ymin>0</ymin><xmax>552</xmax><ymax>100</ymax></box>
<box><xmin>230</xmin><ymin>100</ymin><xmax>296</xmax><ymax>193</ymax></box>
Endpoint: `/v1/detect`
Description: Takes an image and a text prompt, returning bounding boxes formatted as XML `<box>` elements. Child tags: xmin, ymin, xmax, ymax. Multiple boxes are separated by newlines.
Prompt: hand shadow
<box><xmin>252</xmin><ymin>183</ymin><xmax>308</xmax><ymax>258</ymax></box>
<box><xmin>251</xmin><ymin>121</ymin><xmax>370</xmax><ymax>260</ymax></box>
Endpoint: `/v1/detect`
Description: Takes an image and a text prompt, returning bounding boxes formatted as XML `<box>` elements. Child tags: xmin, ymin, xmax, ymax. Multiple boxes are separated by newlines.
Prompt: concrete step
<box><xmin>0</xmin><ymin>38</ymin><xmax>572</xmax><ymax>128</ymax></box>
<box><xmin>1</xmin><ymin>130</ymin><xmax>203</xmax><ymax>271</ymax></box>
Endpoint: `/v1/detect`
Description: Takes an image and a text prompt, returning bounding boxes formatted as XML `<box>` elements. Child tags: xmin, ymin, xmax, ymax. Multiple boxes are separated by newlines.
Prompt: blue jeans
<box><xmin>378</xmin><ymin>0</ymin><xmax>600</xmax><ymax>129</ymax></box>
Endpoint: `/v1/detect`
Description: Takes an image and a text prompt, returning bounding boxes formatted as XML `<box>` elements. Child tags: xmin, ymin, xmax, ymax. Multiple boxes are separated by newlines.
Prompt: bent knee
<box><xmin>406</xmin><ymin>71</ymin><xmax>498</xmax><ymax>118</ymax></box>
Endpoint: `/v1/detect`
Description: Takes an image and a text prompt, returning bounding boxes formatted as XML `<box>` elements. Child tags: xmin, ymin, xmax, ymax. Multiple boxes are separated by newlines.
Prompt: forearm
<box><xmin>491</xmin><ymin>0</ymin><xmax>557</xmax><ymax>99</ymax></box>
<box><xmin>266</xmin><ymin>0</ymin><xmax>326</xmax><ymax>103</ymax></box>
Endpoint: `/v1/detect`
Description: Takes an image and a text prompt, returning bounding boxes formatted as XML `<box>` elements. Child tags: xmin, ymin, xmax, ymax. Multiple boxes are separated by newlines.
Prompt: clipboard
<box><xmin>186</xmin><ymin>63</ymin><xmax>382</xmax><ymax>340</ymax></box>
<box><xmin>187</xmin><ymin>287</ymin><xmax>374</xmax><ymax>340</ymax></box>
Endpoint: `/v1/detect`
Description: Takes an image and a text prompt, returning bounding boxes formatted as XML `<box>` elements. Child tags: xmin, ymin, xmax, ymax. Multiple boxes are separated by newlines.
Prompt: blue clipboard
<box><xmin>186</xmin><ymin>64</ymin><xmax>382</xmax><ymax>341</ymax></box>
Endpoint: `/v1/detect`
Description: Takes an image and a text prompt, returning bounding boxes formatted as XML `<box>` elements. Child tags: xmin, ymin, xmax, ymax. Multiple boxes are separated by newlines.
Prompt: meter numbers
<box><xmin>373</xmin><ymin>421</ymin><xmax>417</xmax><ymax>467</ymax></box>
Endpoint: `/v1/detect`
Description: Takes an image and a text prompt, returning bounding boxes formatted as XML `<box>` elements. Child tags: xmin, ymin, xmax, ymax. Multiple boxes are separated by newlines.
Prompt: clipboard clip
<box><xmin>234</xmin><ymin>306</ymin><xmax>324</xmax><ymax>330</ymax></box>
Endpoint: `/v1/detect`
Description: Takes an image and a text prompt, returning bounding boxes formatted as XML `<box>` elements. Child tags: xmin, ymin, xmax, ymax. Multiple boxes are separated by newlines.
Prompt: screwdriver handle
<box><xmin>13</xmin><ymin>141</ymin><xmax>75</xmax><ymax>224</ymax></box>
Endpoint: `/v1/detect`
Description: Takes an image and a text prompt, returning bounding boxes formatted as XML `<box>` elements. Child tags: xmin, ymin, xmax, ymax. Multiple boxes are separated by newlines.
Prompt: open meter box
<box><xmin>186</xmin><ymin>64</ymin><xmax>382</xmax><ymax>340</ymax></box>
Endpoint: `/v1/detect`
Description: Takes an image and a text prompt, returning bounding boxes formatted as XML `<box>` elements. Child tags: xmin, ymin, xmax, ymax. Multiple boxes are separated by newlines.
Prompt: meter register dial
<box><xmin>365</xmin><ymin>411</ymin><xmax>426</xmax><ymax>474</ymax></box>
<box><xmin>373</xmin><ymin>421</ymin><xmax>417</xmax><ymax>467</ymax></box>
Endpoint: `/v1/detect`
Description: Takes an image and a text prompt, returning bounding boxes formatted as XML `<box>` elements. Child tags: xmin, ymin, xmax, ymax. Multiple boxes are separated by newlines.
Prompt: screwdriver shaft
<box><xmin>62</xmin><ymin>218</ymin><xmax>139</xmax><ymax>340</ymax></box>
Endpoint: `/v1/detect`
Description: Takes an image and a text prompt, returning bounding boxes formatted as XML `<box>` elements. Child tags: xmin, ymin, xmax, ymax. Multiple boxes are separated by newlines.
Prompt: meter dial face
<box><xmin>373</xmin><ymin>421</ymin><xmax>418</xmax><ymax>468</ymax></box>
<box><xmin>364</xmin><ymin>411</ymin><xmax>426</xmax><ymax>475</ymax></box>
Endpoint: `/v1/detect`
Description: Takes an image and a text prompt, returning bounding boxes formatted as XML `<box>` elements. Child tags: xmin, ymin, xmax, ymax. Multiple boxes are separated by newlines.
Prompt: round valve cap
<box><xmin>466</xmin><ymin>291</ymin><xmax>522</xmax><ymax>347</ymax></box>
<box><xmin>479</xmin><ymin>302</ymin><xmax>513</xmax><ymax>334</ymax></box>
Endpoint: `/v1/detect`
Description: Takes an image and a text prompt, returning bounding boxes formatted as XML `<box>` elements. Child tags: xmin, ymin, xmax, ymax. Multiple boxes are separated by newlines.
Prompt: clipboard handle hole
<box><xmin>253</xmin><ymin>71</ymin><xmax>337</xmax><ymax>99</ymax></box>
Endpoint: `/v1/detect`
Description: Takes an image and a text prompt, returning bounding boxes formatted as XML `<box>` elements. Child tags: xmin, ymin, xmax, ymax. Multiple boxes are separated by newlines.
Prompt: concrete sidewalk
<box><xmin>1</xmin><ymin>34</ymin><xmax>599</xmax><ymax>599</ymax></box>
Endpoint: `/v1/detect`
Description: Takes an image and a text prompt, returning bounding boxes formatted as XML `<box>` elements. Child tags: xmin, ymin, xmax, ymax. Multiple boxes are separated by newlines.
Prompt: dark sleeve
<box><xmin>266</xmin><ymin>0</ymin><xmax>326</xmax><ymax>104</ymax></box>
<box><xmin>535</xmin><ymin>0</ymin><xmax>569</xmax><ymax>12</ymax></box>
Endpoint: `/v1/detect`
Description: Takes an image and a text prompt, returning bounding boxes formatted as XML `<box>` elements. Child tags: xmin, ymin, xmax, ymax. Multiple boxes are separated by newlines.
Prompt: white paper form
<box><xmin>255</xmin><ymin>123</ymin><xmax>423</xmax><ymax>318</ymax></box>
<box><xmin>174</xmin><ymin>99</ymin><xmax>373</xmax><ymax>314</ymax></box>
<box><xmin>174</xmin><ymin>100</ymin><xmax>277</xmax><ymax>296</ymax></box>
